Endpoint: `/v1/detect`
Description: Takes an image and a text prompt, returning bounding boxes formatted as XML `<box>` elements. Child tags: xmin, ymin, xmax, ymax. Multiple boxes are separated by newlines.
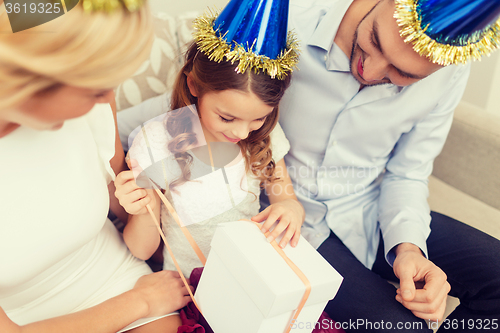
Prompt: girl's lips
<box><xmin>223</xmin><ymin>133</ymin><xmax>240</xmax><ymax>143</ymax></box>
<box><xmin>357</xmin><ymin>56</ymin><xmax>364</xmax><ymax>79</ymax></box>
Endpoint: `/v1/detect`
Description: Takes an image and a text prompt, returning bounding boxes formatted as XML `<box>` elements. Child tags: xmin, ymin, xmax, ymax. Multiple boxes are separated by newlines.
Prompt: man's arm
<box><xmin>378</xmin><ymin>64</ymin><xmax>470</xmax><ymax>321</ymax></box>
<box><xmin>379</xmin><ymin>64</ymin><xmax>471</xmax><ymax>262</ymax></box>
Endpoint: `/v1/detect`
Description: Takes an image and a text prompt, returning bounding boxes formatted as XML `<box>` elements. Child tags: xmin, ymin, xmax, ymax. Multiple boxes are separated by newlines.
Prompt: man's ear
<box><xmin>186</xmin><ymin>73</ymin><xmax>198</xmax><ymax>97</ymax></box>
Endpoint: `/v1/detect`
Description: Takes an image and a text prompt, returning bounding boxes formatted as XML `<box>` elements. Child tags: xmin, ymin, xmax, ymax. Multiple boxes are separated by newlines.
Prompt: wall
<box><xmin>462</xmin><ymin>52</ymin><xmax>500</xmax><ymax>117</ymax></box>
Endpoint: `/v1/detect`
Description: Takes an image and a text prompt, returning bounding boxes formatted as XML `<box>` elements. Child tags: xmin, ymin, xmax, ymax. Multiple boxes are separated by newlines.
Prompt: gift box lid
<box><xmin>209</xmin><ymin>220</ymin><xmax>343</xmax><ymax>318</ymax></box>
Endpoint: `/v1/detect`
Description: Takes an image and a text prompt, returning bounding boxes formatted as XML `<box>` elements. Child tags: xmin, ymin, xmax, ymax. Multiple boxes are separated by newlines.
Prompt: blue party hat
<box><xmin>193</xmin><ymin>0</ymin><xmax>299</xmax><ymax>79</ymax></box>
<box><xmin>395</xmin><ymin>0</ymin><xmax>500</xmax><ymax>65</ymax></box>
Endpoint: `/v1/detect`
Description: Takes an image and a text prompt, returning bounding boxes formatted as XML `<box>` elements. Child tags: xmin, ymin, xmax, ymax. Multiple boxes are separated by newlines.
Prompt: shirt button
<box><xmin>331</xmin><ymin>140</ymin><xmax>338</xmax><ymax>146</ymax></box>
<box><xmin>324</xmin><ymin>54</ymin><xmax>328</xmax><ymax>62</ymax></box>
<box><xmin>316</xmin><ymin>233</ymin><xmax>323</xmax><ymax>237</ymax></box>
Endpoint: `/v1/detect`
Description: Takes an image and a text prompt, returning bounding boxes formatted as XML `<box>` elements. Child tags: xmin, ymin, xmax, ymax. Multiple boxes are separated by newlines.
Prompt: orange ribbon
<box><xmin>153</xmin><ymin>186</ymin><xmax>207</xmax><ymax>266</ymax></box>
<box><xmin>252</xmin><ymin>221</ymin><xmax>311</xmax><ymax>333</ymax></box>
<box><xmin>145</xmin><ymin>204</ymin><xmax>202</xmax><ymax>313</ymax></box>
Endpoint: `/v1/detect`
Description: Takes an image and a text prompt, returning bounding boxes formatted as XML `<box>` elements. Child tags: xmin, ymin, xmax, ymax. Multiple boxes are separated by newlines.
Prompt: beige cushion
<box><xmin>115</xmin><ymin>12</ymin><xmax>182</xmax><ymax>111</ymax></box>
<box><xmin>428</xmin><ymin>175</ymin><xmax>500</xmax><ymax>240</ymax></box>
<box><xmin>433</xmin><ymin>102</ymin><xmax>500</xmax><ymax>211</ymax></box>
<box><xmin>115</xmin><ymin>12</ymin><xmax>200</xmax><ymax>112</ymax></box>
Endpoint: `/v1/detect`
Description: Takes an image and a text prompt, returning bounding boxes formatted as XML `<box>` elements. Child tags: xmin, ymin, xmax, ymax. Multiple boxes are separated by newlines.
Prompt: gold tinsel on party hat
<box><xmin>193</xmin><ymin>9</ymin><xmax>299</xmax><ymax>80</ymax></box>
<box><xmin>81</xmin><ymin>0</ymin><xmax>144</xmax><ymax>13</ymax></box>
<box><xmin>394</xmin><ymin>0</ymin><xmax>500</xmax><ymax>66</ymax></box>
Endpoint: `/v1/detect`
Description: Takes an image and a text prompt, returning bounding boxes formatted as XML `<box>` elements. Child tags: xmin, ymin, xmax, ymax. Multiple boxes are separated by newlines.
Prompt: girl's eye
<box><xmin>219</xmin><ymin>115</ymin><xmax>234</xmax><ymax>123</ymax></box>
<box><xmin>256</xmin><ymin>116</ymin><xmax>267</xmax><ymax>122</ymax></box>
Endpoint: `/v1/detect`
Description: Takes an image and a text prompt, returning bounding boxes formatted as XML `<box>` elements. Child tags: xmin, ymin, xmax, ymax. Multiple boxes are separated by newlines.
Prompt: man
<box><xmin>267</xmin><ymin>0</ymin><xmax>500</xmax><ymax>331</ymax></box>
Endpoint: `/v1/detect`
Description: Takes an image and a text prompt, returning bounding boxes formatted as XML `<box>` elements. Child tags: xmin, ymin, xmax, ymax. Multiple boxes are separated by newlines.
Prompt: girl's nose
<box><xmin>231</xmin><ymin>123</ymin><xmax>251</xmax><ymax>140</ymax></box>
<box><xmin>362</xmin><ymin>56</ymin><xmax>388</xmax><ymax>82</ymax></box>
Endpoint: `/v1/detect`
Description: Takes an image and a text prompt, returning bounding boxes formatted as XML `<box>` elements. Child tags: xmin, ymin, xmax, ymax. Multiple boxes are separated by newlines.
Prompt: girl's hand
<box><xmin>132</xmin><ymin>270</ymin><xmax>194</xmax><ymax>317</ymax></box>
<box><xmin>114</xmin><ymin>160</ymin><xmax>156</xmax><ymax>215</ymax></box>
<box><xmin>251</xmin><ymin>199</ymin><xmax>305</xmax><ymax>248</ymax></box>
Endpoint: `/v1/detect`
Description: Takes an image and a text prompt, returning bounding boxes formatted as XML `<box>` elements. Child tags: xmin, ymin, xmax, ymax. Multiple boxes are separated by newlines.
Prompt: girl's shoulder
<box><xmin>269</xmin><ymin>122</ymin><xmax>290</xmax><ymax>162</ymax></box>
<box><xmin>127</xmin><ymin>119</ymin><xmax>171</xmax><ymax>169</ymax></box>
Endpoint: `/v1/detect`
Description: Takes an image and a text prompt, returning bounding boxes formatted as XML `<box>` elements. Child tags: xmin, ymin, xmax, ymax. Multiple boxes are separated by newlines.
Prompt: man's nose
<box><xmin>362</xmin><ymin>56</ymin><xmax>388</xmax><ymax>82</ymax></box>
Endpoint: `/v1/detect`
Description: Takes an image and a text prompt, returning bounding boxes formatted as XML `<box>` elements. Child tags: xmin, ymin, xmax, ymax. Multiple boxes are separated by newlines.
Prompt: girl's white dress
<box><xmin>128</xmin><ymin>112</ymin><xmax>290</xmax><ymax>276</ymax></box>
<box><xmin>0</xmin><ymin>104</ymin><xmax>168</xmax><ymax>331</ymax></box>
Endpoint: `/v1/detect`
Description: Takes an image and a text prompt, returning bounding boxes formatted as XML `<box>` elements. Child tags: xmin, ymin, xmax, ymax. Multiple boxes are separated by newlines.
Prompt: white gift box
<box><xmin>194</xmin><ymin>221</ymin><xmax>343</xmax><ymax>333</ymax></box>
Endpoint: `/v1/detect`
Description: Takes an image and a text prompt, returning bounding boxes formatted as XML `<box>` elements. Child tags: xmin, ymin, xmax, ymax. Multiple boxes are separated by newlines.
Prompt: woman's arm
<box><xmin>0</xmin><ymin>270</ymin><xmax>191</xmax><ymax>333</ymax></box>
<box><xmin>106</xmin><ymin>92</ymin><xmax>129</xmax><ymax>224</ymax></box>
<box><xmin>252</xmin><ymin>158</ymin><xmax>305</xmax><ymax>248</ymax></box>
<box><xmin>0</xmin><ymin>289</ymin><xmax>147</xmax><ymax>333</ymax></box>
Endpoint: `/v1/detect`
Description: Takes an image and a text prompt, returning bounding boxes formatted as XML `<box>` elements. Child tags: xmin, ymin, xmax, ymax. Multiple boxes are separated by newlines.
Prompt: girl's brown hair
<box><xmin>167</xmin><ymin>42</ymin><xmax>291</xmax><ymax>190</ymax></box>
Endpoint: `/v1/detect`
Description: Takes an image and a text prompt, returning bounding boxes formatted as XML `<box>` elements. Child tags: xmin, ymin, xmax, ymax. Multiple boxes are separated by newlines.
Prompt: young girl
<box><xmin>115</xmin><ymin>2</ymin><xmax>304</xmax><ymax>276</ymax></box>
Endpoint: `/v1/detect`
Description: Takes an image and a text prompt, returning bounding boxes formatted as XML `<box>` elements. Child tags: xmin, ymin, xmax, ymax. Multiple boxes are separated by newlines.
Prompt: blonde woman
<box><xmin>0</xmin><ymin>1</ymin><xmax>191</xmax><ymax>332</ymax></box>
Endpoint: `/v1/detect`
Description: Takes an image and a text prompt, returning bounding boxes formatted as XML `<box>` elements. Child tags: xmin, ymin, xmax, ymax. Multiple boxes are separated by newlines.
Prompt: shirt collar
<box><xmin>305</xmin><ymin>0</ymin><xmax>402</xmax><ymax>94</ymax></box>
<box><xmin>308</xmin><ymin>0</ymin><xmax>354</xmax><ymax>72</ymax></box>
<box><xmin>328</xmin><ymin>42</ymin><xmax>350</xmax><ymax>72</ymax></box>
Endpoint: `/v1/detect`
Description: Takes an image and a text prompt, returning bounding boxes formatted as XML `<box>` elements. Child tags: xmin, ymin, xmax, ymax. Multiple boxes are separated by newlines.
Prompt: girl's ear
<box><xmin>186</xmin><ymin>73</ymin><xmax>198</xmax><ymax>97</ymax></box>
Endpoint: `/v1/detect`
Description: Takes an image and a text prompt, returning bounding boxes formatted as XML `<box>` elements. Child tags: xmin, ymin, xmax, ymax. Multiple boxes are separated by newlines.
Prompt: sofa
<box><xmin>115</xmin><ymin>10</ymin><xmax>500</xmax><ymax>324</ymax></box>
<box><xmin>428</xmin><ymin>101</ymin><xmax>500</xmax><ymax>317</ymax></box>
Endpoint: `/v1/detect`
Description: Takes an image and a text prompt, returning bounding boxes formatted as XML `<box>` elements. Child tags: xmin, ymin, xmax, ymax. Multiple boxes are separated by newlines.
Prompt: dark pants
<box><xmin>318</xmin><ymin>212</ymin><xmax>500</xmax><ymax>332</ymax></box>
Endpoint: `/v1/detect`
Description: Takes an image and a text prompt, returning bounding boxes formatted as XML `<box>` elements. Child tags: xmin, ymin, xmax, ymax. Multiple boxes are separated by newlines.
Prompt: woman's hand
<box><xmin>114</xmin><ymin>160</ymin><xmax>157</xmax><ymax>215</ymax></box>
<box><xmin>251</xmin><ymin>198</ymin><xmax>305</xmax><ymax>248</ymax></box>
<box><xmin>0</xmin><ymin>271</ymin><xmax>193</xmax><ymax>333</ymax></box>
<box><xmin>132</xmin><ymin>271</ymin><xmax>194</xmax><ymax>317</ymax></box>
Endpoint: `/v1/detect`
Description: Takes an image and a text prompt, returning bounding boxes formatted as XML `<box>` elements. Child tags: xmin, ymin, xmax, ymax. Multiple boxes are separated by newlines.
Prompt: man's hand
<box><xmin>393</xmin><ymin>243</ymin><xmax>450</xmax><ymax>322</ymax></box>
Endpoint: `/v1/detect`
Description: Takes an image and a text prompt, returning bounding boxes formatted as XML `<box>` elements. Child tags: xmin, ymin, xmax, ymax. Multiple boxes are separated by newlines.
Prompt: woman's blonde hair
<box><xmin>0</xmin><ymin>1</ymin><xmax>153</xmax><ymax>110</ymax></box>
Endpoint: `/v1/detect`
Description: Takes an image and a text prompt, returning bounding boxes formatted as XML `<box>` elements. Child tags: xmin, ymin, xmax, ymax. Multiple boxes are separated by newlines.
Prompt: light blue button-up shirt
<box><xmin>278</xmin><ymin>0</ymin><xmax>471</xmax><ymax>268</ymax></box>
